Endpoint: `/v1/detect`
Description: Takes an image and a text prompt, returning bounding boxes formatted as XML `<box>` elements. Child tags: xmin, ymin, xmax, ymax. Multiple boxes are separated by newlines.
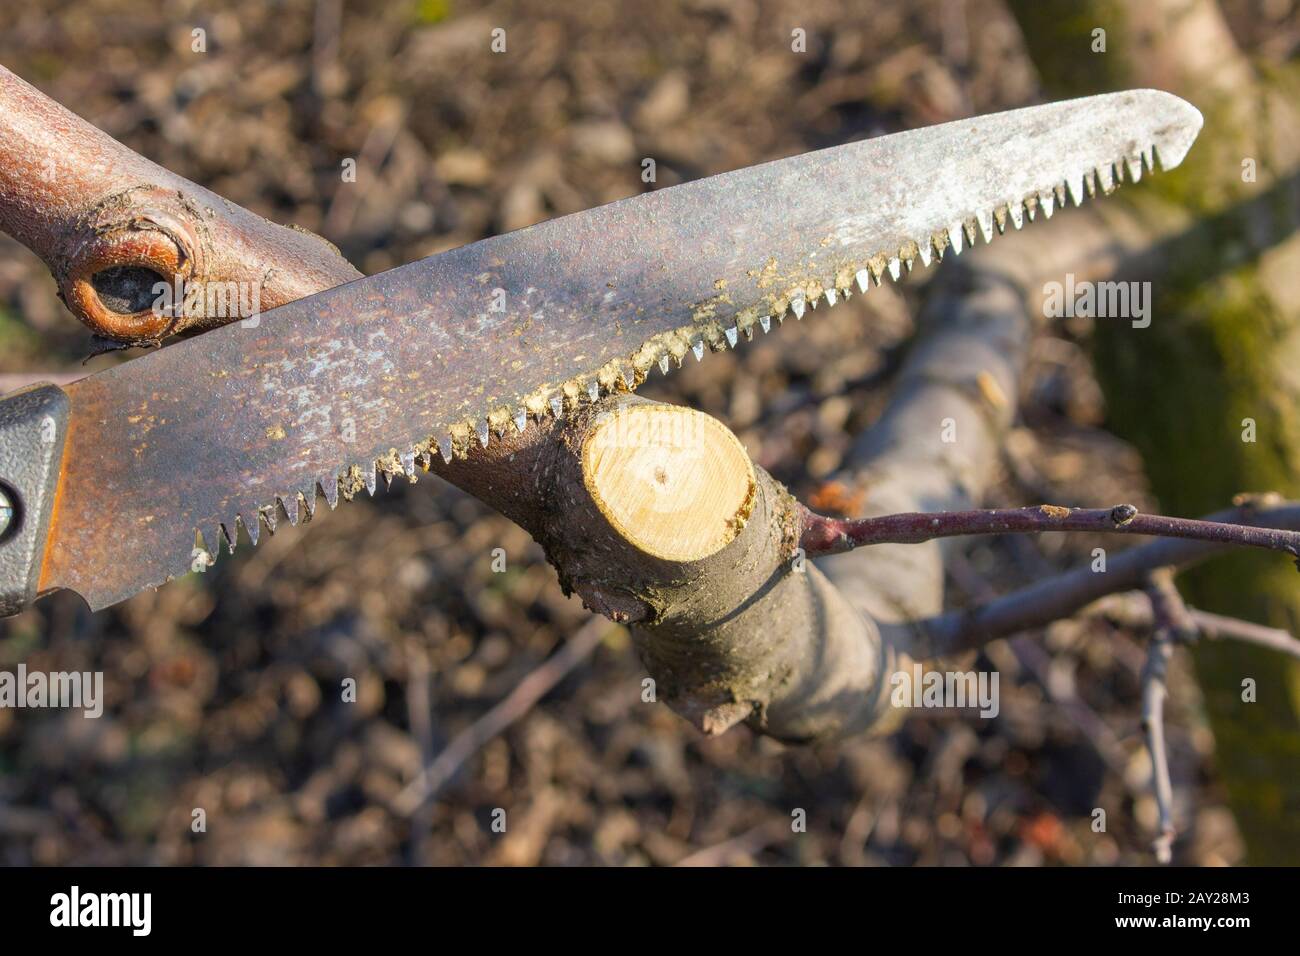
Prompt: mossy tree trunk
<box><xmin>1008</xmin><ymin>0</ymin><xmax>1300</xmax><ymax>861</ymax></box>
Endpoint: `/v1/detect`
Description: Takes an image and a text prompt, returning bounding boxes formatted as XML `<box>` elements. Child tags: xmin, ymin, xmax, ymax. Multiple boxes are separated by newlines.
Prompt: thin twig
<box><xmin>673</xmin><ymin>819</ymin><xmax>790</xmax><ymax>867</ymax></box>
<box><xmin>1087</xmin><ymin>593</ymin><xmax>1300</xmax><ymax>662</ymax></box>
<box><xmin>392</xmin><ymin>618</ymin><xmax>610</xmax><ymax>816</ymax></box>
<box><xmin>801</xmin><ymin>502</ymin><xmax>1300</xmax><ymax>561</ymax></box>
<box><xmin>945</xmin><ymin>552</ymin><xmax>1130</xmax><ymax>774</ymax></box>
<box><xmin>1144</xmin><ymin>567</ymin><xmax>1198</xmax><ymax>642</ymax></box>
<box><xmin>1140</xmin><ymin>572</ymin><xmax>1180</xmax><ymax>864</ymax></box>
<box><xmin>899</xmin><ymin>503</ymin><xmax>1300</xmax><ymax>658</ymax></box>
<box><xmin>1193</xmin><ymin>609</ymin><xmax>1300</xmax><ymax>661</ymax></box>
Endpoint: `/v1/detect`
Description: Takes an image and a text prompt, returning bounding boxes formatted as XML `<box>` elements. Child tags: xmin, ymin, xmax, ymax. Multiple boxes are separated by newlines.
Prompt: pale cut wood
<box><xmin>581</xmin><ymin>404</ymin><xmax>755</xmax><ymax>562</ymax></box>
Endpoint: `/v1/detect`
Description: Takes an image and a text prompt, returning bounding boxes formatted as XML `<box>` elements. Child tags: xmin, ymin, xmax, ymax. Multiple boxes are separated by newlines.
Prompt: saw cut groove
<box><xmin>580</xmin><ymin>404</ymin><xmax>756</xmax><ymax>562</ymax></box>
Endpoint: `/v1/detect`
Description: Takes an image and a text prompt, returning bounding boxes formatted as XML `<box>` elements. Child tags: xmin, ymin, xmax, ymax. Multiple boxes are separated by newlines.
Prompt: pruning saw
<box><xmin>0</xmin><ymin>89</ymin><xmax>1202</xmax><ymax>616</ymax></box>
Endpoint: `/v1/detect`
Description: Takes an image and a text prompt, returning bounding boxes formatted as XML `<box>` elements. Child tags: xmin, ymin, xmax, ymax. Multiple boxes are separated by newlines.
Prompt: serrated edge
<box><xmin>199</xmin><ymin>142</ymin><xmax>1173</xmax><ymax>561</ymax></box>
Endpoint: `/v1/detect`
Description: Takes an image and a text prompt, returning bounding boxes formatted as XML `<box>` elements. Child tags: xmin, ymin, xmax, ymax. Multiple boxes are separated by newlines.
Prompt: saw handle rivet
<box><xmin>0</xmin><ymin>483</ymin><xmax>17</xmax><ymax>542</ymax></box>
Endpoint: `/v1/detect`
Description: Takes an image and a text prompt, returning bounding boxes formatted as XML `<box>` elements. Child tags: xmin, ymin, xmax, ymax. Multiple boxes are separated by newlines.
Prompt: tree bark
<box><xmin>1006</xmin><ymin>0</ymin><xmax>1300</xmax><ymax>863</ymax></box>
<box><xmin>0</xmin><ymin>65</ymin><xmax>360</xmax><ymax>343</ymax></box>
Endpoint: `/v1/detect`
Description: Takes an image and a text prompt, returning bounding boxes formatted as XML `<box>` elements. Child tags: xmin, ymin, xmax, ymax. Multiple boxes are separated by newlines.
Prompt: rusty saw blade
<box><xmin>37</xmin><ymin>89</ymin><xmax>1201</xmax><ymax>611</ymax></box>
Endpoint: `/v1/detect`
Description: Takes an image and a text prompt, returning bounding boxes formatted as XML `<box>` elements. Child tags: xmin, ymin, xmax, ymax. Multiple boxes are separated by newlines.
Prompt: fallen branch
<box><xmin>392</xmin><ymin>617</ymin><xmax>611</xmax><ymax>815</ymax></box>
<box><xmin>673</xmin><ymin>819</ymin><xmax>790</xmax><ymax>867</ymax></box>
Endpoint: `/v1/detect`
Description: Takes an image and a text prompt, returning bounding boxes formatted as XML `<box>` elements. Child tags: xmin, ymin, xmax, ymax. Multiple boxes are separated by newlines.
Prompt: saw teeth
<box><xmin>194</xmin><ymin>530</ymin><xmax>213</xmax><ymax>565</ymax></box>
<box><xmin>1067</xmin><ymin>174</ymin><xmax>1085</xmax><ymax>206</ymax></box>
<box><xmin>302</xmin><ymin>488</ymin><xmax>317</xmax><ymax>519</ymax></box>
<box><xmin>391</xmin><ymin>136</ymin><xmax>1168</xmax><ymax>489</ymax></box>
<box><xmin>364</xmin><ymin>465</ymin><xmax>378</xmax><ymax>496</ymax></box>
<box><xmin>261</xmin><ymin>505</ymin><xmax>278</xmax><ymax>535</ymax></box>
<box><xmin>401</xmin><ymin>450</ymin><xmax>417</xmax><ymax>479</ymax></box>
<box><xmin>246</xmin><ymin>514</ymin><xmax>261</xmax><ymax>547</ymax></box>
<box><xmin>323</xmin><ymin>474</ymin><xmax>340</xmax><ymax>510</ymax></box>
<box><xmin>220</xmin><ymin>521</ymin><xmax>236</xmax><ymax>553</ymax></box>
<box><xmin>279</xmin><ymin>494</ymin><xmax>300</xmax><ymax>526</ymax></box>
<box><xmin>947</xmin><ymin>222</ymin><xmax>964</xmax><ymax>255</ymax></box>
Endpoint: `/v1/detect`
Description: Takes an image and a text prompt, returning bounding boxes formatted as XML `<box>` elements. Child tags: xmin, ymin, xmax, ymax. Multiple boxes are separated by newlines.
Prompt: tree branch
<box><xmin>903</xmin><ymin>503</ymin><xmax>1300</xmax><ymax>659</ymax></box>
<box><xmin>1192</xmin><ymin>610</ymin><xmax>1300</xmax><ymax>661</ymax></box>
<box><xmin>1143</xmin><ymin>567</ymin><xmax>1198</xmax><ymax>642</ymax></box>
<box><xmin>0</xmin><ymin>65</ymin><xmax>360</xmax><ymax>343</ymax></box>
<box><xmin>800</xmin><ymin>502</ymin><xmax>1300</xmax><ymax>562</ymax></box>
<box><xmin>1140</xmin><ymin>568</ymin><xmax>1194</xmax><ymax>864</ymax></box>
<box><xmin>1140</xmin><ymin>623</ymin><xmax>1177</xmax><ymax>865</ymax></box>
<box><xmin>1090</xmin><ymin>592</ymin><xmax>1300</xmax><ymax>663</ymax></box>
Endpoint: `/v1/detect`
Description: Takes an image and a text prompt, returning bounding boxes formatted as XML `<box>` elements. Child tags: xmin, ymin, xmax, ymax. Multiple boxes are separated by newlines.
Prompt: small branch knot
<box><xmin>1110</xmin><ymin>504</ymin><xmax>1138</xmax><ymax>526</ymax></box>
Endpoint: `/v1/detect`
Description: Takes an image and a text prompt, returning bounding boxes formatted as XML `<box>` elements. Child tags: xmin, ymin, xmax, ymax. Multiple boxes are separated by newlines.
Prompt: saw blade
<box><xmin>38</xmin><ymin>89</ymin><xmax>1201</xmax><ymax>611</ymax></box>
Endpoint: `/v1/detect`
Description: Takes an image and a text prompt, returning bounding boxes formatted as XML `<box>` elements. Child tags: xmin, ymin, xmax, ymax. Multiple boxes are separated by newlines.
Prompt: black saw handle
<box><xmin>0</xmin><ymin>384</ymin><xmax>70</xmax><ymax>616</ymax></box>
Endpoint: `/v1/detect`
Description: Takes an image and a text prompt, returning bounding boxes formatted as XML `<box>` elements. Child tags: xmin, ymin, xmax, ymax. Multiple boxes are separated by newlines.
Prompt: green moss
<box><xmin>1011</xmin><ymin>0</ymin><xmax>1300</xmax><ymax>860</ymax></box>
<box><xmin>1005</xmin><ymin>0</ymin><xmax>1134</xmax><ymax>97</ymax></box>
<box><xmin>1094</xmin><ymin>237</ymin><xmax>1300</xmax><ymax>864</ymax></box>
<box><xmin>412</xmin><ymin>0</ymin><xmax>452</xmax><ymax>25</ymax></box>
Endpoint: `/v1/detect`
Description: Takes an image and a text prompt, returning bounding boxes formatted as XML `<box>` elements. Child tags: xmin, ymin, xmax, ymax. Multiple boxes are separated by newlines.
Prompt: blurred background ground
<box><xmin>1</xmin><ymin>0</ymin><xmax>1295</xmax><ymax>865</ymax></box>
